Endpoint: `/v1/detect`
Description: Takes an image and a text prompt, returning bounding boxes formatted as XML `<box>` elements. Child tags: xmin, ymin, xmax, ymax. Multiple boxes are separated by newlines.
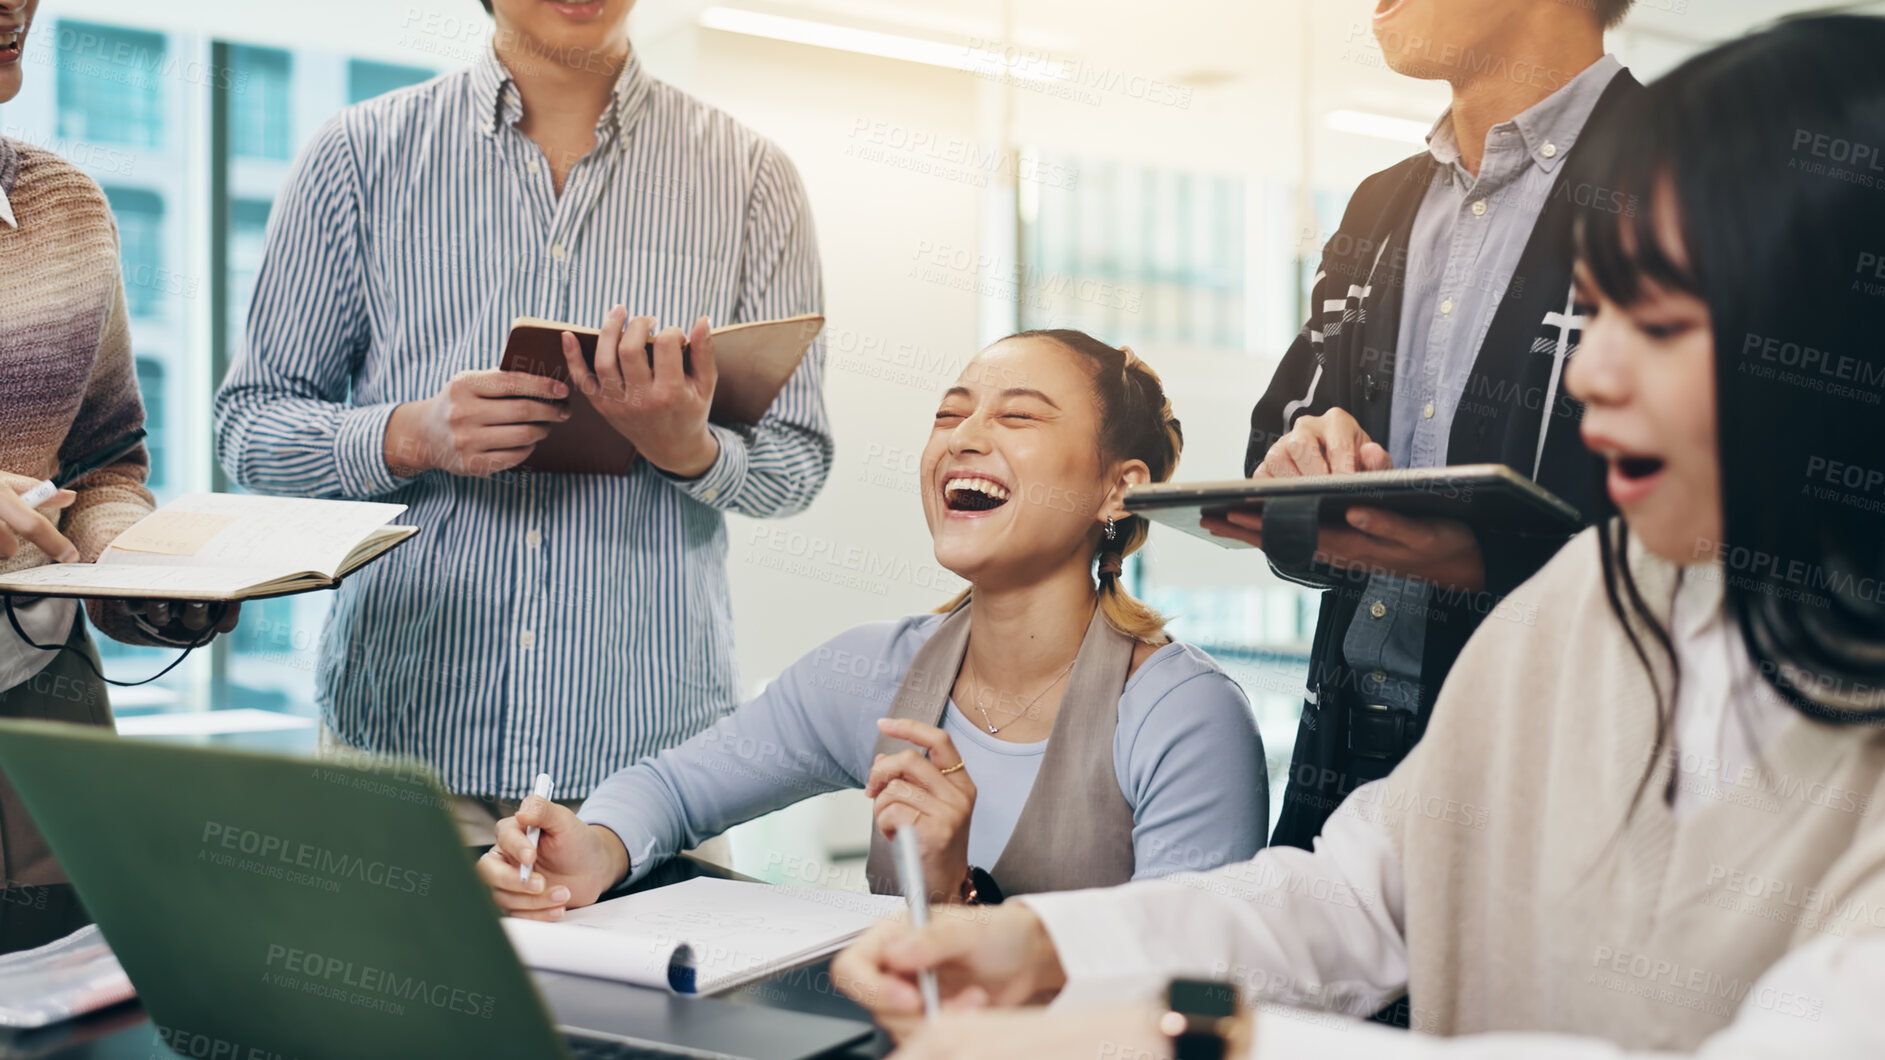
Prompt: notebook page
<box><xmin>0</xmin><ymin>563</ymin><xmax>277</xmax><ymax>597</ymax></box>
<box><xmin>501</xmin><ymin>918</ymin><xmax>691</xmax><ymax>993</ymax></box>
<box><xmin>549</xmin><ymin>878</ymin><xmax>903</xmax><ymax>994</ymax></box>
<box><xmin>101</xmin><ymin>494</ymin><xmax>409</xmax><ymax>577</ymax></box>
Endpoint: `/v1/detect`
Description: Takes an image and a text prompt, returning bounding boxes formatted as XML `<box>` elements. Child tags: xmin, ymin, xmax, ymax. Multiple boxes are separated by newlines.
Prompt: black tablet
<box><xmin>1125</xmin><ymin>463</ymin><xmax>1585</xmax><ymax>549</ymax></box>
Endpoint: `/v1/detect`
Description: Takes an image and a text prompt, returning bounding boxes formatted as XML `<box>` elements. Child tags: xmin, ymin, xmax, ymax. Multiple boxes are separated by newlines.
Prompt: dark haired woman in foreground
<box><xmin>835</xmin><ymin>15</ymin><xmax>1885</xmax><ymax>1058</ymax></box>
<box><xmin>478</xmin><ymin>330</ymin><xmax>1267</xmax><ymax>911</ymax></box>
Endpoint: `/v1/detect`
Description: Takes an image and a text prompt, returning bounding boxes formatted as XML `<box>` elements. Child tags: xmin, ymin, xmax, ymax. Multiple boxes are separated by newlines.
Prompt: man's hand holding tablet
<box><xmin>1205</xmin><ymin>407</ymin><xmax>1487</xmax><ymax>594</ymax></box>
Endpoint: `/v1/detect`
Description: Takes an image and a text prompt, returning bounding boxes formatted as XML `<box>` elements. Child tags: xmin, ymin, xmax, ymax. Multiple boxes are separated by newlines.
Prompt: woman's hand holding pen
<box><xmin>832</xmin><ymin>901</ymin><xmax>1067</xmax><ymax>1041</ymax></box>
<box><xmin>867</xmin><ymin>718</ymin><xmax>976</xmax><ymax>904</ymax></box>
<box><xmin>561</xmin><ymin>306</ymin><xmax>721</xmax><ymax>479</ymax></box>
<box><xmin>478</xmin><ymin>796</ymin><xmax>629</xmax><ymax>920</ymax></box>
<box><xmin>0</xmin><ymin>480</ymin><xmax>78</xmax><ymax>563</ymax></box>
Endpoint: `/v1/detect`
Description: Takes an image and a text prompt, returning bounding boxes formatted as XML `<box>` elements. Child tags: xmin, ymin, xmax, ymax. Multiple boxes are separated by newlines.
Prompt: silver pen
<box><xmin>891</xmin><ymin>827</ymin><xmax>941</xmax><ymax>1021</ymax></box>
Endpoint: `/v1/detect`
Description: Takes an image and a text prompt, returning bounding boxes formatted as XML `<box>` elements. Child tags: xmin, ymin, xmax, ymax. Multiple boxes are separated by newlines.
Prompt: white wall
<box><xmin>651</xmin><ymin>27</ymin><xmax>987</xmax><ymax>682</ymax></box>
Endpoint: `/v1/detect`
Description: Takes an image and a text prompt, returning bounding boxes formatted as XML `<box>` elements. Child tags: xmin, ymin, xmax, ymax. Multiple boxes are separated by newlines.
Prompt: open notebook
<box><xmin>498</xmin><ymin>313</ymin><xmax>825</xmax><ymax>476</ymax></box>
<box><xmin>0</xmin><ymin>493</ymin><xmax>417</xmax><ymax>602</ymax></box>
<box><xmin>502</xmin><ymin>878</ymin><xmax>903</xmax><ymax>995</ymax></box>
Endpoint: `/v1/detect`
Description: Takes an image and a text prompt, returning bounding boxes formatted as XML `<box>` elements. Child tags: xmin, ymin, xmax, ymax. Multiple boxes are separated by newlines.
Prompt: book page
<box><xmin>108</xmin><ymin>511</ymin><xmax>241</xmax><ymax>557</ymax></box>
<box><xmin>0</xmin><ymin>563</ymin><xmax>278</xmax><ymax>598</ymax></box>
<box><xmin>100</xmin><ymin>494</ymin><xmax>408</xmax><ymax>578</ymax></box>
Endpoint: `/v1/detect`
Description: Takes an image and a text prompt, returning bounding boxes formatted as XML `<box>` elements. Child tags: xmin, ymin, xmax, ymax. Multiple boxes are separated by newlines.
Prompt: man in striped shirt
<box><xmin>214</xmin><ymin>0</ymin><xmax>831</xmax><ymax>841</ymax></box>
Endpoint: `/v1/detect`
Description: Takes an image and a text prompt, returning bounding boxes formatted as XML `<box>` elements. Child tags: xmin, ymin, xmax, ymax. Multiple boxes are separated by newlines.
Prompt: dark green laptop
<box><xmin>0</xmin><ymin>719</ymin><xmax>873</xmax><ymax>1060</ymax></box>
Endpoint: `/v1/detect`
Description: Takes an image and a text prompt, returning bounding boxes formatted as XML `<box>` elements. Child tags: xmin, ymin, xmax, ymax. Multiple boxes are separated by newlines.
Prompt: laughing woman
<box><xmin>478</xmin><ymin>329</ymin><xmax>1268</xmax><ymax>912</ymax></box>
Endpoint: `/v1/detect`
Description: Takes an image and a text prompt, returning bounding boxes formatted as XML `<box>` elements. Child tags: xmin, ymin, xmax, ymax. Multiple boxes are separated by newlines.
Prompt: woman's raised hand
<box><xmin>867</xmin><ymin>717</ymin><xmax>977</xmax><ymax>902</ymax></box>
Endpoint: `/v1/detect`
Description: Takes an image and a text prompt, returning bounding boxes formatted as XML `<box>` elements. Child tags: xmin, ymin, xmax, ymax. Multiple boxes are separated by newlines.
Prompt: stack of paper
<box><xmin>503</xmin><ymin>878</ymin><xmax>903</xmax><ymax>995</ymax></box>
<box><xmin>0</xmin><ymin>925</ymin><xmax>134</xmax><ymax>1028</ymax></box>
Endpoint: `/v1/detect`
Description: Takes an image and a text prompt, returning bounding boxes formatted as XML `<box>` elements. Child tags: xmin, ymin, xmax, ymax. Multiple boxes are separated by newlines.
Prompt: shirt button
<box><xmin>549</xmin><ymin>242</ymin><xmax>566</xmax><ymax>261</ymax></box>
<box><xmin>1542</xmin><ymin>141</ymin><xmax>1558</xmax><ymax>159</ymax></box>
<box><xmin>1423</xmin><ymin>401</ymin><xmax>1436</xmax><ymax>419</ymax></box>
<box><xmin>1471</xmin><ymin>199</ymin><xmax>1488</xmax><ymax>216</ymax></box>
<box><xmin>526</xmin><ymin>160</ymin><xmax>540</xmax><ymax>176</ymax></box>
<box><xmin>525</xmin><ymin>529</ymin><xmax>542</xmax><ymax>548</ymax></box>
<box><xmin>1440</xmin><ymin>298</ymin><xmax>1455</xmax><ymax>315</ymax></box>
<box><xmin>1370</xmin><ymin>670</ymin><xmax>1388</xmax><ymax>684</ymax></box>
<box><xmin>519</xmin><ymin>630</ymin><xmax>536</xmax><ymax>649</ymax></box>
<box><xmin>1370</xmin><ymin>601</ymin><xmax>1388</xmax><ymax>619</ymax></box>
<box><xmin>699</xmin><ymin>487</ymin><xmax>719</xmax><ymax>502</ymax></box>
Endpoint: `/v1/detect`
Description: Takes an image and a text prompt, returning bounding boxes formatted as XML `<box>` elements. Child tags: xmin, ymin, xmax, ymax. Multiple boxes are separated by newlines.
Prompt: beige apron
<box><xmin>863</xmin><ymin>603</ymin><xmax>1137</xmax><ymax>898</ymax></box>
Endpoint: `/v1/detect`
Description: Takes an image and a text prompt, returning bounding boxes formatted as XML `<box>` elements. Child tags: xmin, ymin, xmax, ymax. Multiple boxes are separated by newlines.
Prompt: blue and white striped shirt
<box><xmin>214</xmin><ymin>45</ymin><xmax>831</xmax><ymax>799</ymax></box>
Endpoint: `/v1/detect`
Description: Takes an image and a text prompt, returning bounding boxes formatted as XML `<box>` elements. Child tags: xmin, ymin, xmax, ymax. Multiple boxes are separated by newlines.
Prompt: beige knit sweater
<box><xmin>1385</xmin><ymin>525</ymin><xmax>1885</xmax><ymax>1048</ymax></box>
<box><xmin>0</xmin><ymin>135</ymin><xmax>157</xmax><ymax>646</ymax></box>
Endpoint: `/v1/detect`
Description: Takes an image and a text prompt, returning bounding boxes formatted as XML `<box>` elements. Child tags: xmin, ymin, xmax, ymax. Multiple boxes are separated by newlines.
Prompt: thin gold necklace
<box><xmin>967</xmin><ymin>655</ymin><xmax>1077</xmax><ymax>735</ymax></box>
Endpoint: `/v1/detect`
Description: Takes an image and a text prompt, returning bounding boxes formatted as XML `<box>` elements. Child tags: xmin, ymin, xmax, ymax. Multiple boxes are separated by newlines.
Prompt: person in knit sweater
<box><xmin>0</xmin><ymin>1</ymin><xmax>239</xmax><ymax>889</ymax></box>
<box><xmin>832</xmin><ymin>16</ymin><xmax>1885</xmax><ymax>1059</ymax></box>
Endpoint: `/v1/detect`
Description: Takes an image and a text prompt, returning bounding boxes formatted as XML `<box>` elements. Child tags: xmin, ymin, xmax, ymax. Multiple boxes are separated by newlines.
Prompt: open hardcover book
<box><xmin>498</xmin><ymin>313</ymin><xmax>825</xmax><ymax>476</ymax></box>
<box><xmin>501</xmin><ymin>878</ymin><xmax>903</xmax><ymax>995</ymax></box>
<box><xmin>0</xmin><ymin>493</ymin><xmax>417</xmax><ymax>602</ymax></box>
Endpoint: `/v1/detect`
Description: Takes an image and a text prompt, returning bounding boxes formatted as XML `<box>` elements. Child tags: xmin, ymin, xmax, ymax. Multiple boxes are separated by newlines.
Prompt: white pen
<box><xmin>17</xmin><ymin>479</ymin><xmax>58</xmax><ymax>509</ymax></box>
<box><xmin>519</xmin><ymin>772</ymin><xmax>555</xmax><ymax>884</ymax></box>
<box><xmin>891</xmin><ymin>826</ymin><xmax>941</xmax><ymax>1021</ymax></box>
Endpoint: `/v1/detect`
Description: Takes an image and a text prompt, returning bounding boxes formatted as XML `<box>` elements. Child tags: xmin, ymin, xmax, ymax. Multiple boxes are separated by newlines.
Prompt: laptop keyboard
<box><xmin>565</xmin><ymin>1033</ymin><xmax>710</xmax><ymax>1059</ymax></box>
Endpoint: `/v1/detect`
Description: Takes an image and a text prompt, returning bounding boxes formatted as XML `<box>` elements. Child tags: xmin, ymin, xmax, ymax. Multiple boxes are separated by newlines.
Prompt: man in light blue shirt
<box><xmin>1228</xmin><ymin>0</ymin><xmax>1642</xmax><ymax>857</ymax></box>
<box><xmin>214</xmin><ymin>0</ymin><xmax>831</xmax><ymax>839</ymax></box>
<box><xmin>1347</xmin><ymin>54</ymin><xmax>1625</xmax><ymax>718</ymax></box>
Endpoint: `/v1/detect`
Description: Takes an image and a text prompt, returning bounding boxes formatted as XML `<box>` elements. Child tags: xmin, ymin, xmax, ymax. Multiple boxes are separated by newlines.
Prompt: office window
<box><xmin>54</xmin><ymin>21</ymin><xmax>165</xmax><ymax>148</ymax></box>
<box><xmin>134</xmin><ymin>358</ymin><xmax>167</xmax><ymax>494</ymax></box>
<box><xmin>347</xmin><ymin>59</ymin><xmax>433</xmax><ymax>104</ymax></box>
<box><xmin>101</xmin><ymin>186</ymin><xmax>166</xmax><ymax>319</ymax></box>
<box><xmin>228</xmin><ymin>199</ymin><xmax>273</xmax><ymax>342</ymax></box>
<box><xmin>1020</xmin><ymin>155</ymin><xmax>1245</xmax><ymax>351</ymax></box>
<box><xmin>230</xmin><ymin>46</ymin><xmax>293</xmax><ymax>160</ymax></box>
<box><xmin>8</xmin><ymin>21</ymin><xmax>437</xmax><ymax>714</ymax></box>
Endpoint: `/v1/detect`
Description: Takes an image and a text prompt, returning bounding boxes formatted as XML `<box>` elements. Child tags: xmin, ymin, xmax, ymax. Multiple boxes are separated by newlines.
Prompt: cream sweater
<box><xmin>1024</xmin><ymin>526</ymin><xmax>1885</xmax><ymax>1056</ymax></box>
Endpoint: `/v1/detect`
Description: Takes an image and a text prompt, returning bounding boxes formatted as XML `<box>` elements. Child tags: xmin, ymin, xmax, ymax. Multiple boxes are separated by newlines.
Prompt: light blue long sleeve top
<box><xmin>579</xmin><ymin>614</ymin><xmax>1270</xmax><ymax>886</ymax></box>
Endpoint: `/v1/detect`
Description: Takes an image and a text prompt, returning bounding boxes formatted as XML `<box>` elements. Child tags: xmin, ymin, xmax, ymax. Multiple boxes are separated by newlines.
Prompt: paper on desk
<box><xmin>503</xmin><ymin>878</ymin><xmax>904</xmax><ymax>995</ymax></box>
<box><xmin>0</xmin><ymin>925</ymin><xmax>135</xmax><ymax>1028</ymax></box>
<box><xmin>503</xmin><ymin>918</ymin><xmax>694</xmax><ymax>993</ymax></box>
